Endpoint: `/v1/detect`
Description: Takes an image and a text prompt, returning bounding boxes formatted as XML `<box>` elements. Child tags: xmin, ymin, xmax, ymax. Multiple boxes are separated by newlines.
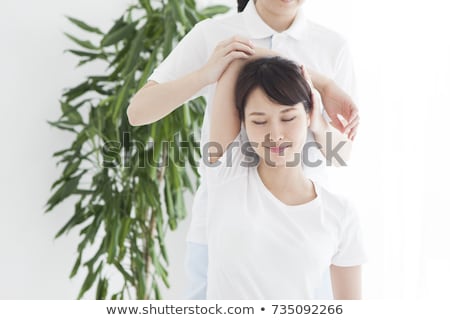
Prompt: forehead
<box><xmin>244</xmin><ymin>87</ymin><xmax>303</xmax><ymax>114</ymax></box>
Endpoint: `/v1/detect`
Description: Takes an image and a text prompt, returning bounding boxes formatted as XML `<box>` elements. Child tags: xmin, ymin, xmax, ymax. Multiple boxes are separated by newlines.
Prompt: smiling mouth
<box><xmin>267</xmin><ymin>145</ymin><xmax>291</xmax><ymax>154</ymax></box>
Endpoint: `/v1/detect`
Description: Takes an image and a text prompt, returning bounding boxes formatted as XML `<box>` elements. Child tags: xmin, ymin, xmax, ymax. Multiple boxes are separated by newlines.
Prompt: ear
<box><xmin>306</xmin><ymin>113</ymin><xmax>311</xmax><ymax>128</ymax></box>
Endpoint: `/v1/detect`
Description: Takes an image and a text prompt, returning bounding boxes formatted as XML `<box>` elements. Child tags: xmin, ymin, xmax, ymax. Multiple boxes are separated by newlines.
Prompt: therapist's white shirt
<box><xmin>148</xmin><ymin>0</ymin><xmax>356</xmax><ymax>245</ymax></box>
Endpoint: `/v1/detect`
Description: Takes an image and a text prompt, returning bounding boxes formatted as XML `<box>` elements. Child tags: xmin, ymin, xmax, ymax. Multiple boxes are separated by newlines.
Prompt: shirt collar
<box><xmin>242</xmin><ymin>0</ymin><xmax>307</xmax><ymax>40</ymax></box>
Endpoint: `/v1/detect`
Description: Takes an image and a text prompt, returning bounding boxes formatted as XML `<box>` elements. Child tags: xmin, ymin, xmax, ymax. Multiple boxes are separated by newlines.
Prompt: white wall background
<box><xmin>1</xmin><ymin>0</ymin><xmax>449</xmax><ymax>300</ymax></box>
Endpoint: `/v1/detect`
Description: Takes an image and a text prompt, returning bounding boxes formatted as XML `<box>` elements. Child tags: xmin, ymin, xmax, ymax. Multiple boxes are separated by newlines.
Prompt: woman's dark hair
<box><xmin>235</xmin><ymin>56</ymin><xmax>312</xmax><ymax>121</ymax></box>
<box><xmin>237</xmin><ymin>0</ymin><xmax>250</xmax><ymax>12</ymax></box>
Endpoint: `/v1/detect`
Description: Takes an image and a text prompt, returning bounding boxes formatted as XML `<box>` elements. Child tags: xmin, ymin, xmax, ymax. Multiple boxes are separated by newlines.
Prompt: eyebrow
<box><xmin>248</xmin><ymin>107</ymin><xmax>297</xmax><ymax>116</ymax></box>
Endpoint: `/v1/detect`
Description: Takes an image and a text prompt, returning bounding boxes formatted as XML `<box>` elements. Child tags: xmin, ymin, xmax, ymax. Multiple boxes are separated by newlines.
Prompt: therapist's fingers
<box><xmin>347</xmin><ymin>106</ymin><xmax>359</xmax><ymax>124</ymax></box>
<box><xmin>331</xmin><ymin>114</ymin><xmax>347</xmax><ymax>133</ymax></box>
<box><xmin>218</xmin><ymin>36</ymin><xmax>255</xmax><ymax>50</ymax></box>
<box><xmin>224</xmin><ymin>50</ymin><xmax>253</xmax><ymax>65</ymax></box>
<box><xmin>344</xmin><ymin>114</ymin><xmax>360</xmax><ymax>135</ymax></box>
<box><xmin>222</xmin><ymin>41</ymin><xmax>256</xmax><ymax>56</ymax></box>
<box><xmin>348</xmin><ymin>124</ymin><xmax>359</xmax><ymax>141</ymax></box>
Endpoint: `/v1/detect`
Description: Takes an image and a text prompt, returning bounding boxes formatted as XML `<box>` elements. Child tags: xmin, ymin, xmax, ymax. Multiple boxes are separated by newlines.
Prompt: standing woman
<box><xmin>127</xmin><ymin>0</ymin><xmax>359</xmax><ymax>299</ymax></box>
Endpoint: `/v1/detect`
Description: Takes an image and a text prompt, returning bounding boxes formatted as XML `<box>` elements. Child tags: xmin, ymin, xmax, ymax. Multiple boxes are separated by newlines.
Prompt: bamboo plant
<box><xmin>46</xmin><ymin>0</ymin><xmax>229</xmax><ymax>299</ymax></box>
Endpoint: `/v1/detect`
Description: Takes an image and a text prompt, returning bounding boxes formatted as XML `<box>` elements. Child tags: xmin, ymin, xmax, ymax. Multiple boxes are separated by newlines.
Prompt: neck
<box><xmin>254</xmin><ymin>0</ymin><xmax>298</xmax><ymax>32</ymax></box>
<box><xmin>257</xmin><ymin>162</ymin><xmax>312</xmax><ymax>199</ymax></box>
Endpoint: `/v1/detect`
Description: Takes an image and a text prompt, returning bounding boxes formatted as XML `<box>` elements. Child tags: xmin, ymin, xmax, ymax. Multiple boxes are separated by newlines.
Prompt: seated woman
<box><xmin>205</xmin><ymin>55</ymin><xmax>367</xmax><ymax>299</ymax></box>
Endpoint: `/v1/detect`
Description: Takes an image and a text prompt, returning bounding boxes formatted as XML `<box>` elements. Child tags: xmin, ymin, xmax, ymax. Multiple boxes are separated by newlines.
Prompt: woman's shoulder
<box><xmin>314</xmin><ymin>182</ymin><xmax>357</xmax><ymax>219</ymax></box>
<box><xmin>204</xmin><ymin>132</ymin><xmax>252</xmax><ymax>187</ymax></box>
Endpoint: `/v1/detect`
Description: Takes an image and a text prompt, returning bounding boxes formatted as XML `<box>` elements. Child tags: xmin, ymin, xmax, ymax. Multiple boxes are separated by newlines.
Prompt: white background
<box><xmin>0</xmin><ymin>0</ymin><xmax>449</xmax><ymax>299</ymax></box>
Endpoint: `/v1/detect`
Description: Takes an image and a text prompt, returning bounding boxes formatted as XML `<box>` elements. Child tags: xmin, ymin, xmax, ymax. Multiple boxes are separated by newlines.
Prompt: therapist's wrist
<box><xmin>196</xmin><ymin>66</ymin><xmax>217</xmax><ymax>87</ymax></box>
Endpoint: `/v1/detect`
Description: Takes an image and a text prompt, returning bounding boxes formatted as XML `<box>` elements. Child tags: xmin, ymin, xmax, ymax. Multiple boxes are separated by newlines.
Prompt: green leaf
<box><xmin>83</xmin><ymin>213</ymin><xmax>103</xmax><ymax>246</ymax></box>
<box><xmin>114</xmin><ymin>261</ymin><xmax>134</xmax><ymax>284</ymax></box>
<box><xmin>52</xmin><ymin>148</ymin><xmax>72</xmax><ymax>159</ymax></box>
<box><xmin>77</xmin><ymin>261</ymin><xmax>103</xmax><ymax>299</ymax></box>
<box><xmin>101</xmin><ymin>21</ymin><xmax>138</xmax><ymax>47</ymax></box>
<box><xmin>139</xmin><ymin>0</ymin><xmax>153</xmax><ymax>16</ymax></box>
<box><xmin>162</xmin><ymin>13</ymin><xmax>176</xmax><ymax>57</ymax></box>
<box><xmin>77</xmin><ymin>56</ymin><xmax>98</xmax><ymax>67</ymax></box>
<box><xmin>169</xmin><ymin>159</ymin><xmax>182</xmax><ymax>190</ymax></box>
<box><xmin>62</xmin><ymin>81</ymin><xmax>90</xmax><ymax>101</ymax></box>
<box><xmin>66</xmin><ymin>16</ymin><xmax>103</xmax><ymax>35</ymax></box>
<box><xmin>107</xmin><ymin>219</ymin><xmax>120</xmax><ymax>263</ymax></box>
<box><xmin>107</xmin><ymin>40</ymin><xmax>132</xmax><ymax>70</ymax></box>
<box><xmin>180</xmin><ymin>170</ymin><xmax>194</xmax><ymax>193</ymax></box>
<box><xmin>65</xmin><ymin>49</ymin><xmax>105</xmax><ymax>59</ymax></box>
<box><xmin>46</xmin><ymin>173</ymin><xmax>83</xmax><ymax>212</ymax></box>
<box><xmin>122</xmin><ymin>27</ymin><xmax>146</xmax><ymax>76</ymax></box>
<box><xmin>161</xmin><ymin>271</ymin><xmax>170</xmax><ymax>288</ymax></box>
<box><xmin>152</xmin><ymin>282</ymin><xmax>161</xmax><ymax>300</ymax></box>
<box><xmin>60</xmin><ymin>101</ymin><xmax>84</xmax><ymax>125</ymax></box>
<box><xmin>137</xmin><ymin>49</ymin><xmax>158</xmax><ymax>89</ymax></box>
<box><xmin>199</xmin><ymin>5</ymin><xmax>230</xmax><ymax>18</ymax></box>
<box><xmin>185</xmin><ymin>0</ymin><xmax>197</xmax><ymax>9</ymax></box>
<box><xmin>175</xmin><ymin>188</ymin><xmax>187</xmax><ymax>219</ymax></box>
<box><xmin>118</xmin><ymin>217</ymin><xmax>131</xmax><ymax>260</ymax></box>
<box><xmin>78</xmin><ymin>269</ymin><xmax>95</xmax><ymax>299</ymax></box>
<box><xmin>105</xmin><ymin>16</ymin><xmax>126</xmax><ymax>36</ymax></box>
<box><xmin>95</xmin><ymin>277</ymin><xmax>108</xmax><ymax>299</ymax></box>
<box><xmin>164</xmin><ymin>177</ymin><xmax>178</xmax><ymax>230</ymax></box>
<box><xmin>47</xmin><ymin>120</ymin><xmax>77</xmax><ymax>133</ymax></box>
<box><xmin>70</xmin><ymin>252</ymin><xmax>82</xmax><ymax>278</ymax></box>
<box><xmin>140</xmin><ymin>177</ymin><xmax>159</xmax><ymax>208</ymax></box>
<box><xmin>84</xmin><ymin>239</ymin><xmax>106</xmax><ymax>270</ymax></box>
<box><xmin>64</xmin><ymin>32</ymin><xmax>98</xmax><ymax>50</ymax></box>
<box><xmin>185</xmin><ymin>7</ymin><xmax>200</xmax><ymax>25</ymax></box>
<box><xmin>154</xmin><ymin>259</ymin><xmax>169</xmax><ymax>287</ymax></box>
<box><xmin>168</xmin><ymin>218</ymin><xmax>177</xmax><ymax>230</ymax></box>
<box><xmin>62</xmin><ymin>159</ymin><xmax>80</xmax><ymax>177</ymax></box>
<box><xmin>55</xmin><ymin>202</ymin><xmax>92</xmax><ymax>238</ymax></box>
<box><xmin>159</xmin><ymin>242</ymin><xmax>169</xmax><ymax>265</ymax></box>
<box><xmin>169</xmin><ymin>0</ymin><xmax>189</xmax><ymax>26</ymax></box>
<box><xmin>137</xmin><ymin>267</ymin><xmax>146</xmax><ymax>299</ymax></box>
<box><xmin>111</xmin><ymin>75</ymin><xmax>133</xmax><ymax>123</ymax></box>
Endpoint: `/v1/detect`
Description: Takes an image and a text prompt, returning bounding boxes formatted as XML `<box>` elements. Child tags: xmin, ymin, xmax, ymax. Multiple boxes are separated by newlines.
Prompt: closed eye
<box><xmin>252</xmin><ymin>121</ymin><xmax>267</xmax><ymax>125</ymax></box>
<box><xmin>282</xmin><ymin>117</ymin><xmax>296</xmax><ymax>122</ymax></box>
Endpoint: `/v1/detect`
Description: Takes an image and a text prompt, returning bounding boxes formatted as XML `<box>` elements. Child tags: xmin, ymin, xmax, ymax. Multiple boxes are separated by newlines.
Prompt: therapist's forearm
<box><xmin>308</xmin><ymin>69</ymin><xmax>333</xmax><ymax>95</ymax></box>
<box><xmin>127</xmin><ymin>69</ymin><xmax>209</xmax><ymax>126</ymax></box>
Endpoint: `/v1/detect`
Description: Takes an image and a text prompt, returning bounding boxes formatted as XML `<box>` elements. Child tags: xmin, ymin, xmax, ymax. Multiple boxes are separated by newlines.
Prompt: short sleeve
<box><xmin>148</xmin><ymin>21</ymin><xmax>209</xmax><ymax>99</ymax></box>
<box><xmin>331</xmin><ymin>200</ymin><xmax>367</xmax><ymax>266</ymax></box>
<box><xmin>204</xmin><ymin>131</ymin><xmax>255</xmax><ymax>186</ymax></box>
<box><xmin>333</xmin><ymin>41</ymin><xmax>357</xmax><ymax>99</ymax></box>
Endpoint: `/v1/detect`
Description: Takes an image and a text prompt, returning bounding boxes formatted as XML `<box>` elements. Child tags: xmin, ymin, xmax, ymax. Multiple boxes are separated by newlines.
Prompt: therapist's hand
<box><xmin>320</xmin><ymin>81</ymin><xmax>360</xmax><ymax>141</ymax></box>
<box><xmin>199</xmin><ymin>36</ymin><xmax>255</xmax><ymax>85</ymax></box>
<box><xmin>300</xmin><ymin>66</ymin><xmax>328</xmax><ymax>134</ymax></box>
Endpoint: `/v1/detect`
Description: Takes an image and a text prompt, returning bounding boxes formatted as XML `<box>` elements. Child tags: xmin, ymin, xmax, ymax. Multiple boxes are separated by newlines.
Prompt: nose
<box><xmin>269</xmin><ymin>123</ymin><xmax>284</xmax><ymax>142</ymax></box>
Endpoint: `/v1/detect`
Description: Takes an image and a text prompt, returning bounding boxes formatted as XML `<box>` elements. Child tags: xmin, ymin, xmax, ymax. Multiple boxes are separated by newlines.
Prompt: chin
<box><xmin>260</xmin><ymin>153</ymin><xmax>298</xmax><ymax>168</ymax></box>
<box><xmin>278</xmin><ymin>0</ymin><xmax>302</xmax><ymax>6</ymax></box>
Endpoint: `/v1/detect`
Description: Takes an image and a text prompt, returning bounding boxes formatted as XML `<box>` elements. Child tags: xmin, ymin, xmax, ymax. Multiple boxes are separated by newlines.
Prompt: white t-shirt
<box><xmin>148</xmin><ymin>0</ymin><xmax>356</xmax><ymax>244</ymax></box>
<box><xmin>205</xmin><ymin>133</ymin><xmax>367</xmax><ymax>299</ymax></box>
